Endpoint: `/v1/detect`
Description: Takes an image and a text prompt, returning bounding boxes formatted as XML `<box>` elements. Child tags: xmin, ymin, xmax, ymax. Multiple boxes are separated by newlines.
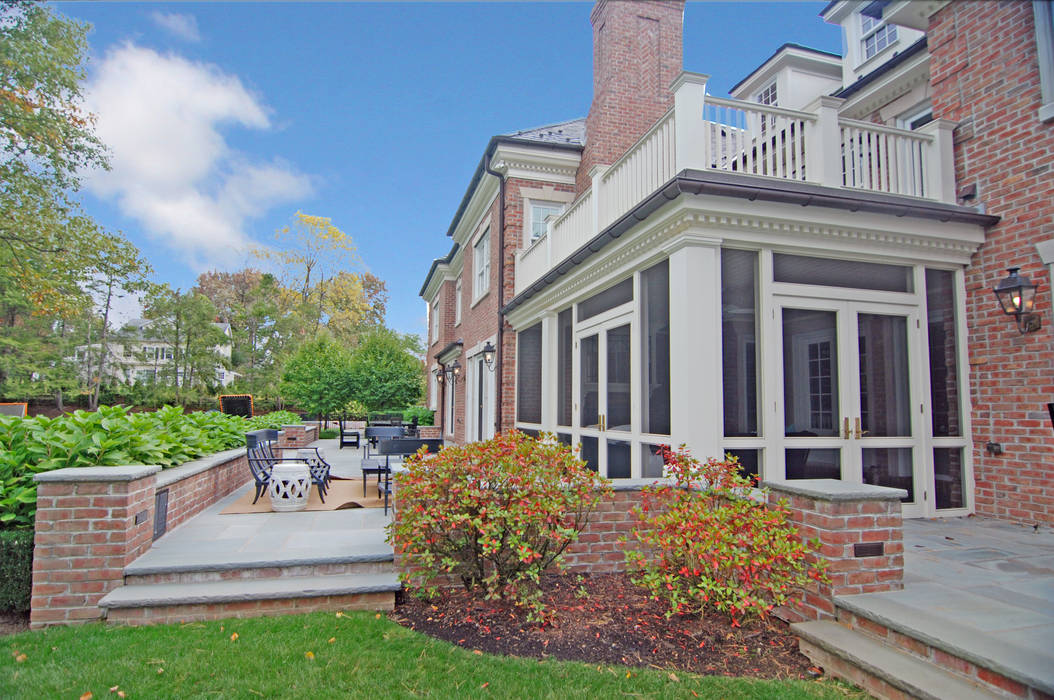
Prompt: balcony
<box><xmin>515</xmin><ymin>72</ymin><xmax>957</xmax><ymax>295</ymax></box>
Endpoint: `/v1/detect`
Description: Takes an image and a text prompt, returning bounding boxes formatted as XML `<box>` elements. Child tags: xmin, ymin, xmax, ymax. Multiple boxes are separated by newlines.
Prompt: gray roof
<box><xmin>503</xmin><ymin>118</ymin><xmax>586</xmax><ymax>146</ymax></box>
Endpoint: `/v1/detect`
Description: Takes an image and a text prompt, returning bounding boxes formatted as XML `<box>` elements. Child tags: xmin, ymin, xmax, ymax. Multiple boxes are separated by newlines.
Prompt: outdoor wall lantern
<box><xmin>446</xmin><ymin>359</ymin><xmax>462</xmax><ymax>383</ymax></box>
<box><xmin>993</xmin><ymin>267</ymin><xmax>1041</xmax><ymax>334</ymax></box>
<box><xmin>482</xmin><ymin>341</ymin><xmax>496</xmax><ymax>370</ymax></box>
<box><xmin>433</xmin><ymin>365</ymin><xmax>444</xmax><ymax>384</ymax></box>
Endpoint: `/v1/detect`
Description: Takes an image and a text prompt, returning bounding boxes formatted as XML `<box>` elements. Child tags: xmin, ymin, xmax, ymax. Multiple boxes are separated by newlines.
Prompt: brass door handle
<box><xmin>842</xmin><ymin>417</ymin><xmax>850</xmax><ymax>440</ymax></box>
<box><xmin>600</xmin><ymin>414</ymin><xmax>606</xmax><ymax>432</ymax></box>
<box><xmin>854</xmin><ymin>417</ymin><xmax>869</xmax><ymax>439</ymax></box>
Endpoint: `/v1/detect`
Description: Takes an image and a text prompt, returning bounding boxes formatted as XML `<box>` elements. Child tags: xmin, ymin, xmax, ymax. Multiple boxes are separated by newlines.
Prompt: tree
<box><xmin>84</xmin><ymin>233</ymin><xmax>152</xmax><ymax>410</ymax></box>
<box><xmin>144</xmin><ymin>286</ymin><xmax>226</xmax><ymax>403</ymax></box>
<box><xmin>280</xmin><ymin>334</ymin><xmax>355</xmax><ymax>420</ymax></box>
<box><xmin>347</xmin><ymin>328</ymin><xmax>423</xmax><ymax>412</ymax></box>
<box><xmin>0</xmin><ymin>2</ymin><xmax>108</xmax><ymax>307</ymax></box>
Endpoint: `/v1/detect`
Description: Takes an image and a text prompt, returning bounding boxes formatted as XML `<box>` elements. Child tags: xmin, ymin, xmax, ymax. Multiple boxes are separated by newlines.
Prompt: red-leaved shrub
<box><xmin>388</xmin><ymin>431</ymin><xmax>610</xmax><ymax>612</ymax></box>
<box><xmin>625</xmin><ymin>446</ymin><xmax>825</xmax><ymax>624</ymax></box>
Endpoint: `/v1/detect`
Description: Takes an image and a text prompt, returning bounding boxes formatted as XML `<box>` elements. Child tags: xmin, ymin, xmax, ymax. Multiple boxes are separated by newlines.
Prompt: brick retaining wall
<box><xmin>31</xmin><ymin>447</ymin><xmax>253</xmax><ymax>628</ymax></box>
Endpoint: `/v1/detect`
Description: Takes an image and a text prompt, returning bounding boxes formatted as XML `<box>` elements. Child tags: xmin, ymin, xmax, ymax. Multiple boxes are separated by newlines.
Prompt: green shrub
<box><xmin>246</xmin><ymin>410</ymin><xmax>302</xmax><ymax>430</ymax></box>
<box><xmin>401</xmin><ymin>406</ymin><xmax>434</xmax><ymax>426</ymax></box>
<box><xmin>0</xmin><ymin>406</ymin><xmax>301</xmax><ymax>528</ymax></box>
<box><xmin>389</xmin><ymin>431</ymin><xmax>610</xmax><ymax>614</ymax></box>
<box><xmin>318</xmin><ymin>428</ymin><xmax>338</xmax><ymax>439</ymax></box>
<box><xmin>624</xmin><ymin>446</ymin><xmax>826</xmax><ymax>625</ymax></box>
<box><xmin>0</xmin><ymin>530</ymin><xmax>33</xmax><ymax>612</ymax></box>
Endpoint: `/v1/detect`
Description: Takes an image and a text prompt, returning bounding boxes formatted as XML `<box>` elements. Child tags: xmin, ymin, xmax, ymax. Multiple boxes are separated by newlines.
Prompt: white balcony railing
<box><xmin>514</xmin><ymin>72</ymin><xmax>956</xmax><ymax>294</ymax></box>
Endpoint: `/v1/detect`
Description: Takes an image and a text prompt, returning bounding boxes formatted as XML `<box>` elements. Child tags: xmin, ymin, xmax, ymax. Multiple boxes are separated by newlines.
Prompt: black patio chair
<box><xmin>363</xmin><ymin>425</ymin><xmax>405</xmax><ymax>458</ymax></box>
<box><xmin>338</xmin><ymin>416</ymin><xmax>361</xmax><ymax>450</ymax></box>
<box><xmin>246</xmin><ymin>429</ymin><xmax>330</xmax><ymax>504</ymax></box>
<box><xmin>375</xmin><ymin>437</ymin><xmax>445</xmax><ymax>515</ymax></box>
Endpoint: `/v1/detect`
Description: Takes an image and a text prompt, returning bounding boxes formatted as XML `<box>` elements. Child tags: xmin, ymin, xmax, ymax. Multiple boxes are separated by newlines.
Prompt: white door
<box><xmin>574</xmin><ymin>314</ymin><xmax>634</xmax><ymax>479</ymax></box>
<box><xmin>776</xmin><ymin>296</ymin><xmax>926</xmax><ymax>517</ymax></box>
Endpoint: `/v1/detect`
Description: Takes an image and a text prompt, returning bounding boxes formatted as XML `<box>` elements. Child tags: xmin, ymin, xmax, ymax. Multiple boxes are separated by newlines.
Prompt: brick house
<box><xmin>420</xmin><ymin>0</ymin><xmax>1054</xmax><ymax>525</ymax></box>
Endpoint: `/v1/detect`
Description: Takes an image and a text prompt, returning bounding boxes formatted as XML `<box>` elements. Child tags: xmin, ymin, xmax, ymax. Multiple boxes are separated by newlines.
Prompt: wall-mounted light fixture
<box><xmin>482</xmin><ymin>341</ymin><xmax>496</xmax><ymax>371</ymax></box>
<box><xmin>446</xmin><ymin>359</ymin><xmax>462</xmax><ymax>384</ymax></box>
<box><xmin>433</xmin><ymin>365</ymin><xmax>445</xmax><ymax>384</ymax></box>
<box><xmin>993</xmin><ymin>267</ymin><xmax>1041</xmax><ymax>334</ymax></box>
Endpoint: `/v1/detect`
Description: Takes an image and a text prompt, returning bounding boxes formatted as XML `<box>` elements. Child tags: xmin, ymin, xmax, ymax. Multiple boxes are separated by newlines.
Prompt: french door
<box><xmin>575</xmin><ymin>315</ymin><xmax>633</xmax><ymax>478</ymax></box>
<box><xmin>776</xmin><ymin>297</ymin><xmax>926</xmax><ymax>517</ymax></box>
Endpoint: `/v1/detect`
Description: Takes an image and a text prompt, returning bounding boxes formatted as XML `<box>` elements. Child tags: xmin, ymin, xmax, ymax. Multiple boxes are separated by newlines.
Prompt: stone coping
<box><xmin>155</xmin><ymin>447</ymin><xmax>245</xmax><ymax>489</ymax></box>
<box><xmin>762</xmin><ymin>479</ymin><xmax>908</xmax><ymax>502</ymax></box>
<box><xmin>282</xmin><ymin>424</ymin><xmax>317</xmax><ymax>432</ymax></box>
<box><xmin>34</xmin><ymin>465</ymin><xmax>161</xmax><ymax>483</ymax></box>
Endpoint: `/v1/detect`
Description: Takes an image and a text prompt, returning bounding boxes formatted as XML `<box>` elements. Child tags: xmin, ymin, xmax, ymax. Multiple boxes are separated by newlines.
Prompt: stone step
<box><xmin>101</xmin><ymin>573</ymin><xmax>400</xmax><ymax>625</ymax></box>
<box><xmin>793</xmin><ymin>621</ymin><xmax>1002</xmax><ymax>700</ymax></box>
<box><xmin>836</xmin><ymin>593</ymin><xmax>1053</xmax><ymax>698</ymax></box>
<box><xmin>125</xmin><ymin>552</ymin><xmax>394</xmax><ymax>585</ymax></box>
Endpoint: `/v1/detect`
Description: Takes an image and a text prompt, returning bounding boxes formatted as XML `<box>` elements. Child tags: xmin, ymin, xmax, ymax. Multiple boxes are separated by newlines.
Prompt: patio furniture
<box><xmin>363</xmin><ymin>426</ymin><xmax>405</xmax><ymax>458</ymax></box>
<box><xmin>246</xmin><ymin>429</ymin><xmax>330</xmax><ymax>505</ymax></box>
<box><xmin>376</xmin><ymin>437</ymin><xmax>445</xmax><ymax>514</ymax></box>
<box><xmin>268</xmin><ymin>461</ymin><xmax>311</xmax><ymax>511</ymax></box>
<box><xmin>338</xmin><ymin>417</ymin><xmax>360</xmax><ymax>450</ymax></box>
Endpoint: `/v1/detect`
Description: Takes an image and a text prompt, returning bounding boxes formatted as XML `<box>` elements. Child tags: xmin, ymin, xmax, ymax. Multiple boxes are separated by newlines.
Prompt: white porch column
<box><xmin>803</xmin><ymin>95</ymin><xmax>845</xmax><ymax>188</ymax></box>
<box><xmin>916</xmin><ymin>118</ymin><xmax>957</xmax><ymax>204</ymax></box>
<box><xmin>664</xmin><ymin>232</ymin><xmax>723</xmax><ymax>460</ymax></box>
<box><xmin>540</xmin><ymin>313</ymin><xmax>558</xmax><ymax>430</ymax></box>
<box><xmin>671</xmin><ymin>72</ymin><xmax>711</xmax><ymax>172</ymax></box>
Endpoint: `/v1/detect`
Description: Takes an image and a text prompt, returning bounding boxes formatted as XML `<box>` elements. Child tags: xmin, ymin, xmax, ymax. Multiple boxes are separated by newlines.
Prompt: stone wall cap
<box><xmin>34</xmin><ymin>465</ymin><xmax>161</xmax><ymax>483</ymax></box>
<box><xmin>155</xmin><ymin>448</ymin><xmax>244</xmax><ymax>489</ymax></box>
<box><xmin>762</xmin><ymin>479</ymin><xmax>908</xmax><ymax>501</ymax></box>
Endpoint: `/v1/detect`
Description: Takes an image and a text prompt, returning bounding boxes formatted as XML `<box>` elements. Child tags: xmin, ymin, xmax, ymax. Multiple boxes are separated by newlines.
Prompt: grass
<box><xmin>0</xmin><ymin>611</ymin><xmax>866</xmax><ymax>699</ymax></box>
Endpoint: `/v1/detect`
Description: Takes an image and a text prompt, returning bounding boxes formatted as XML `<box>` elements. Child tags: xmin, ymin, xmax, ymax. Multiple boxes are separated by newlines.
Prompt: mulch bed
<box><xmin>391</xmin><ymin>572</ymin><xmax>819</xmax><ymax>679</ymax></box>
<box><xmin>0</xmin><ymin>612</ymin><xmax>28</xmax><ymax>636</ymax></box>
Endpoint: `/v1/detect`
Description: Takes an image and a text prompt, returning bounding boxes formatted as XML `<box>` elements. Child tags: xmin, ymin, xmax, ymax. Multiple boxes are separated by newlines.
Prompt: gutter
<box><xmin>502</xmin><ymin>169</ymin><xmax>1000</xmax><ymax>315</ymax></box>
<box><xmin>483</xmin><ymin>155</ymin><xmax>507</xmax><ymax>437</ymax></box>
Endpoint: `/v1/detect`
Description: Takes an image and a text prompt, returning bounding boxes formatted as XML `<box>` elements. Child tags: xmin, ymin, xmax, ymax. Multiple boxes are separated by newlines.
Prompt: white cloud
<box><xmin>83</xmin><ymin>44</ymin><xmax>313</xmax><ymax>270</ymax></box>
<box><xmin>150</xmin><ymin>12</ymin><xmax>201</xmax><ymax>42</ymax></box>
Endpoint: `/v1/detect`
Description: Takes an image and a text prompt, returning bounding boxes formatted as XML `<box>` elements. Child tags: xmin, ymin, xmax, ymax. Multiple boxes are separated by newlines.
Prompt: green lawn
<box><xmin>0</xmin><ymin>611</ymin><xmax>865</xmax><ymax>699</ymax></box>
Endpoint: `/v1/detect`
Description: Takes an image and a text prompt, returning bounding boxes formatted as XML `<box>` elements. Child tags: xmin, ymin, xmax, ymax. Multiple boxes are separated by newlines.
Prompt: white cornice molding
<box><xmin>450</xmin><ymin>177</ymin><xmax>499</xmax><ymax>247</ymax></box>
<box><xmin>506</xmin><ymin>196</ymin><xmax>986</xmax><ymax>326</ymax></box>
<box><xmin>885</xmin><ymin>0</ymin><xmax>949</xmax><ymax>31</ymax></box>
<box><xmin>840</xmin><ymin>51</ymin><xmax>930</xmax><ymax>120</ymax></box>
<box><xmin>492</xmin><ymin>143</ymin><xmax>580</xmax><ymax>185</ymax></box>
<box><xmin>421</xmin><ymin>267</ymin><xmax>456</xmax><ymax>302</ymax></box>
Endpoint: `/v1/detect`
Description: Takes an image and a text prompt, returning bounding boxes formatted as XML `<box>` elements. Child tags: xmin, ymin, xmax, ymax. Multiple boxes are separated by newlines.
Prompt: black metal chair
<box><xmin>363</xmin><ymin>426</ymin><xmax>405</xmax><ymax>458</ymax></box>
<box><xmin>245</xmin><ymin>429</ymin><xmax>331</xmax><ymax>504</ymax></box>
<box><xmin>375</xmin><ymin>438</ymin><xmax>445</xmax><ymax>515</ymax></box>
<box><xmin>338</xmin><ymin>417</ymin><xmax>361</xmax><ymax>450</ymax></box>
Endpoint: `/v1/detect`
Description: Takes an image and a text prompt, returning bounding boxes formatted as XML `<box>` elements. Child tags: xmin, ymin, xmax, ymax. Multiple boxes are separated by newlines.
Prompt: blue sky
<box><xmin>53</xmin><ymin>1</ymin><xmax>842</xmax><ymax>339</ymax></box>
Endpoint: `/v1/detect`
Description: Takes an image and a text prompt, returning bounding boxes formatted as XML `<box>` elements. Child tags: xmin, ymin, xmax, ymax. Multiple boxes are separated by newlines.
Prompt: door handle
<box><xmin>842</xmin><ymin>417</ymin><xmax>850</xmax><ymax>440</ymax></box>
<box><xmin>854</xmin><ymin>417</ymin><xmax>869</xmax><ymax>439</ymax></box>
<box><xmin>600</xmin><ymin>414</ymin><xmax>605</xmax><ymax>432</ymax></box>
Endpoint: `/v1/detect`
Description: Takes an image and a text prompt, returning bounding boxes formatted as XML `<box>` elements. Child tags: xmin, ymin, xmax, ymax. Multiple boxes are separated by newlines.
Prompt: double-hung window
<box><xmin>454</xmin><ymin>276</ymin><xmax>462</xmax><ymax>325</ymax></box>
<box><xmin>474</xmin><ymin>229</ymin><xmax>490</xmax><ymax>299</ymax></box>
<box><xmin>861</xmin><ymin>12</ymin><xmax>897</xmax><ymax>61</ymax></box>
<box><xmin>529</xmin><ymin>202</ymin><xmax>563</xmax><ymax>244</ymax></box>
<box><xmin>430</xmin><ymin>298</ymin><xmax>440</xmax><ymax>344</ymax></box>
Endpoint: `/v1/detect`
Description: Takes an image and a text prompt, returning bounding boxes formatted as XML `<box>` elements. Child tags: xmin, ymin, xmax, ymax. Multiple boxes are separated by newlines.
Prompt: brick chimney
<box><xmin>578</xmin><ymin>0</ymin><xmax>685</xmax><ymax>192</ymax></box>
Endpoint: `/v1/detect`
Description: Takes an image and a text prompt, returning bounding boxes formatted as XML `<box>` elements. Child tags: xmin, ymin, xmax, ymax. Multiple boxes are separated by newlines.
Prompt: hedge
<box><xmin>0</xmin><ymin>530</ymin><xmax>33</xmax><ymax>612</ymax></box>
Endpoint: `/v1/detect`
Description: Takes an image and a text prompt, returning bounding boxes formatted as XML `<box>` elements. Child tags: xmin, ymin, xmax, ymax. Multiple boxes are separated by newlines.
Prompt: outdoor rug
<box><xmin>220</xmin><ymin>479</ymin><xmax>387</xmax><ymax>513</ymax></box>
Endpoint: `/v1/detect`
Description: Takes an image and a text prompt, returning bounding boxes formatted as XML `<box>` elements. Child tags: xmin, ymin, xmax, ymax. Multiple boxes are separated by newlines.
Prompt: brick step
<box><xmin>125</xmin><ymin>554</ymin><xmax>394</xmax><ymax>585</ymax></box>
<box><xmin>836</xmin><ymin>594</ymin><xmax>1053</xmax><ymax>699</ymax></box>
<box><xmin>794</xmin><ymin>621</ymin><xmax>1002</xmax><ymax>700</ymax></box>
<box><xmin>101</xmin><ymin>573</ymin><xmax>400</xmax><ymax>625</ymax></box>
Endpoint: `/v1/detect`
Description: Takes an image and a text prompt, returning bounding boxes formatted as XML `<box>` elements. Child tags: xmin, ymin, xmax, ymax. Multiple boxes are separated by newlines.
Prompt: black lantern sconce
<box><xmin>432</xmin><ymin>365</ymin><xmax>445</xmax><ymax>384</ymax></box>
<box><xmin>482</xmin><ymin>341</ymin><xmax>496</xmax><ymax>371</ymax></box>
<box><xmin>446</xmin><ymin>359</ymin><xmax>462</xmax><ymax>384</ymax></box>
<box><xmin>993</xmin><ymin>267</ymin><xmax>1041</xmax><ymax>334</ymax></box>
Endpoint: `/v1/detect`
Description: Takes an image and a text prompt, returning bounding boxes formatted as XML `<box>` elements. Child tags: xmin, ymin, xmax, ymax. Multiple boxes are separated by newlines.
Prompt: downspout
<box><xmin>483</xmin><ymin>152</ymin><xmax>506</xmax><ymax>436</ymax></box>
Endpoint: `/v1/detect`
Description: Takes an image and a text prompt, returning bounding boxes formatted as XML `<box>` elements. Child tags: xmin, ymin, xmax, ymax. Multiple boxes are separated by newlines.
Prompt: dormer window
<box><xmin>861</xmin><ymin>12</ymin><xmax>897</xmax><ymax>61</ymax></box>
<box><xmin>756</xmin><ymin>81</ymin><xmax>777</xmax><ymax>107</ymax></box>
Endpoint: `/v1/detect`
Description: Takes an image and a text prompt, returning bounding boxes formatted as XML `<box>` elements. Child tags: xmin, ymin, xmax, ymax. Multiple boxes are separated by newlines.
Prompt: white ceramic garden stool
<box><xmin>268</xmin><ymin>461</ymin><xmax>311</xmax><ymax>512</ymax></box>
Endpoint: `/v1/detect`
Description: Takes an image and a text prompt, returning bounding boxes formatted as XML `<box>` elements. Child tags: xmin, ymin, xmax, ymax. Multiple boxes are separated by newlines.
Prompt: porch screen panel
<box><xmin>578</xmin><ymin>278</ymin><xmax>633</xmax><ymax>322</ymax></box>
<box><xmin>516</xmin><ymin>324</ymin><xmax>543</xmax><ymax>424</ymax></box>
<box><xmin>557</xmin><ymin>308</ymin><xmax>573</xmax><ymax>426</ymax></box>
<box><xmin>926</xmin><ymin>270</ymin><xmax>961</xmax><ymax>436</ymax></box>
<box><xmin>640</xmin><ymin>260</ymin><xmax>670</xmax><ymax>435</ymax></box>
<box><xmin>722</xmin><ymin>249</ymin><xmax>759</xmax><ymax>437</ymax></box>
<box><xmin>773</xmin><ymin>254</ymin><xmax>913</xmax><ymax>293</ymax></box>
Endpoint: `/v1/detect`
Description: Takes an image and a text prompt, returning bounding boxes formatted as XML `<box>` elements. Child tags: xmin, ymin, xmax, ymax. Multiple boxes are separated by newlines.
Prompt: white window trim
<box><xmin>1036</xmin><ymin>0</ymin><xmax>1054</xmax><ymax>122</ymax></box>
<box><xmin>454</xmin><ymin>276</ymin><xmax>463</xmax><ymax>326</ymax></box>
<box><xmin>897</xmin><ymin>102</ymin><xmax>933</xmax><ymax>130</ymax></box>
<box><xmin>527</xmin><ymin>200</ymin><xmax>565</xmax><ymax>246</ymax></box>
<box><xmin>859</xmin><ymin>11</ymin><xmax>898</xmax><ymax>64</ymax></box>
<box><xmin>472</xmin><ymin>228</ymin><xmax>491</xmax><ymax>304</ymax></box>
<box><xmin>430</xmin><ymin>298</ymin><xmax>440</xmax><ymax>344</ymax></box>
<box><xmin>756</xmin><ymin>80</ymin><xmax>777</xmax><ymax>106</ymax></box>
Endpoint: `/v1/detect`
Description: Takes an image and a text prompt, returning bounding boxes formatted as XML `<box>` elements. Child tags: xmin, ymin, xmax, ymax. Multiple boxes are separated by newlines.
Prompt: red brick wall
<box><xmin>32</xmin><ymin>474</ymin><xmax>156</xmax><ymax>627</ymax></box>
<box><xmin>929</xmin><ymin>1</ymin><xmax>1054</xmax><ymax>525</ymax></box>
<box><xmin>162</xmin><ymin>454</ymin><xmax>247</xmax><ymax>533</ymax></box>
<box><xmin>579</xmin><ymin>0</ymin><xmax>684</xmax><ymax>192</ymax></box>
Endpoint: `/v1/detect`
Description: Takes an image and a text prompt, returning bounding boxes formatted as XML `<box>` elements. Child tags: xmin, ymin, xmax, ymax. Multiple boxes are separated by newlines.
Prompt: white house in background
<box><xmin>73</xmin><ymin>318</ymin><xmax>237</xmax><ymax>388</ymax></box>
